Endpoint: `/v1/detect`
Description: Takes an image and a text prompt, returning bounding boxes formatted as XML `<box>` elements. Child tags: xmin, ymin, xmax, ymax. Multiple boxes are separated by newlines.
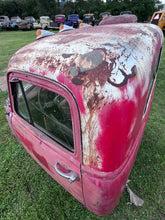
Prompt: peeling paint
<box><xmin>8</xmin><ymin>23</ymin><xmax>164</xmax><ymax>171</ymax></box>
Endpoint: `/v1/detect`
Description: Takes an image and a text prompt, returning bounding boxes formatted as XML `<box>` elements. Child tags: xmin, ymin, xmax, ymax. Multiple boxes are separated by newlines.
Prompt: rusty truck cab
<box><xmin>5</xmin><ymin>23</ymin><xmax>164</xmax><ymax>215</ymax></box>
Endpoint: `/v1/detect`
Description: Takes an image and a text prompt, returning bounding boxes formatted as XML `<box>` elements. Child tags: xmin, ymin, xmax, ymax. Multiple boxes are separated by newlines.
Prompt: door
<box><xmin>8</xmin><ymin>72</ymin><xmax>84</xmax><ymax>204</ymax></box>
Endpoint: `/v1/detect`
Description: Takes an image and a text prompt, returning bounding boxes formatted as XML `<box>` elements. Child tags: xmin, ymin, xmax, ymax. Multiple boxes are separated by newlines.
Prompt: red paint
<box><xmin>40</xmin><ymin>71</ymin><xmax>46</xmax><ymax>76</ymax></box>
<box><xmin>57</xmin><ymin>73</ymin><xmax>86</xmax><ymax>114</ymax></box>
<box><xmin>5</xmin><ymin>23</ymin><xmax>164</xmax><ymax>216</ymax></box>
<box><xmin>29</xmin><ymin>67</ymin><xmax>36</xmax><ymax>73</ymax></box>
<box><xmin>96</xmin><ymin>100</ymin><xmax>136</xmax><ymax>171</ymax></box>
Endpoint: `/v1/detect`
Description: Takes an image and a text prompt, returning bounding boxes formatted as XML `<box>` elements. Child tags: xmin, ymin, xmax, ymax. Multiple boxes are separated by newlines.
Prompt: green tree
<box><xmin>106</xmin><ymin>0</ymin><xmax>159</xmax><ymax>21</ymax></box>
<box><xmin>0</xmin><ymin>0</ymin><xmax>160</xmax><ymax>22</ymax></box>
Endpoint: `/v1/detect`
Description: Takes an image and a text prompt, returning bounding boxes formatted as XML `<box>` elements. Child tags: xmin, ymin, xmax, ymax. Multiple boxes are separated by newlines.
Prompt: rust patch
<box><xmin>87</xmin><ymin>93</ymin><xmax>104</xmax><ymax>110</ymax></box>
<box><xmin>35</xmin><ymin>57</ymin><xmax>45</xmax><ymax>66</ymax></box>
<box><xmin>71</xmin><ymin>51</ymin><xmax>109</xmax><ymax>87</ymax></box>
<box><xmin>87</xmin><ymin>61</ymin><xmax>109</xmax><ymax>86</ymax></box>
<box><xmin>72</xmin><ymin>77</ymin><xmax>84</xmax><ymax>85</ymax></box>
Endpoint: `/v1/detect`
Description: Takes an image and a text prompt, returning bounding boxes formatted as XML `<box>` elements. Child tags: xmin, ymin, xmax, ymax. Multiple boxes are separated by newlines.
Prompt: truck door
<box><xmin>8</xmin><ymin>73</ymin><xmax>84</xmax><ymax>204</ymax></box>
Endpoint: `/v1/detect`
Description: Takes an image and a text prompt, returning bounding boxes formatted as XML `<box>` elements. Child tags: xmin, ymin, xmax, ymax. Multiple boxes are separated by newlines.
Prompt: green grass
<box><xmin>0</xmin><ymin>31</ymin><xmax>165</xmax><ymax>220</ymax></box>
<box><xmin>0</xmin><ymin>31</ymin><xmax>36</xmax><ymax>75</ymax></box>
<box><xmin>0</xmin><ymin>30</ymin><xmax>58</xmax><ymax>76</ymax></box>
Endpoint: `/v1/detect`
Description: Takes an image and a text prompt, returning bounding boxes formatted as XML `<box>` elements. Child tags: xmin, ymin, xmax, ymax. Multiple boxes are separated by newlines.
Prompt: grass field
<box><xmin>0</xmin><ymin>31</ymin><xmax>165</xmax><ymax>220</ymax></box>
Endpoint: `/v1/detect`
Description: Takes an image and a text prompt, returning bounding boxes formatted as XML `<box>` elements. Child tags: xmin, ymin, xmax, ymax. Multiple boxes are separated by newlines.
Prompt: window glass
<box><xmin>15</xmin><ymin>82</ymin><xmax>31</xmax><ymax>123</ymax></box>
<box><xmin>14</xmin><ymin>81</ymin><xmax>74</xmax><ymax>151</ymax></box>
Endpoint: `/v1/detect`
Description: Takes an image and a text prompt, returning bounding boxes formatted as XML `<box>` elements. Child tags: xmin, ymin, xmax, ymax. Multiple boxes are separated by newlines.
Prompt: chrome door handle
<box><xmin>54</xmin><ymin>162</ymin><xmax>79</xmax><ymax>184</ymax></box>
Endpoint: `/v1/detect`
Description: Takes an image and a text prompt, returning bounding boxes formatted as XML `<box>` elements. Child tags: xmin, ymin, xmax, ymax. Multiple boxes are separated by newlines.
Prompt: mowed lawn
<box><xmin>0</xmin><ymin>30</ymin><xmax>165</xmax><ymax>220</ymax></box>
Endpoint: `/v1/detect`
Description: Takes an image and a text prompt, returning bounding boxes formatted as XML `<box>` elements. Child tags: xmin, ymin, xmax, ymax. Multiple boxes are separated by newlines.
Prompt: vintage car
<box><xmin>99</xmin><ymin>14</ymin><xmax>137</xmax><ymax>25</ymax></box>
<box><xmin>95</xmin><ymin>12</ymin><xmax>111</xmax><ymax>26</ymax></box>
<box><xmin>5</xmin><ymin>23</ymin><xmax>164</xmax><ymax>215</ymax></box>
<box><xmin>83</xmin><ymin>13</ymin><xmax>95</xmax><ymax>26</ymax></box>
<box><xmin>0</xmin><ymin>15</ymin><xmax>10</xmax><ymax>30</ymax></box>
<box><xmin>63</xmin><ymin>14</ymin><xmax>81</xmax><ymax>28</ymax></box>
<box><xmin>18</xmin><ymin>17</ymin><xmax>36</xmax><ymax>30</ymax></box>
<box><xmin>10</xmin><ymin>16</ymin><xmax>22</xmax><ymax>30</ymax></box>
<box><xmin>150</xmin><ymin>10</ymin><xmax>165</xmax><ymax>35</ymax></box>
<box><xmin>33</xmin><ymin>16</ymin><xmax>58</xmax><ymax>30</ymax></box>
<box><xmin>53</xmin><ymin>14</ymin><xmax>66</xmax><ymax>28</ymax></box>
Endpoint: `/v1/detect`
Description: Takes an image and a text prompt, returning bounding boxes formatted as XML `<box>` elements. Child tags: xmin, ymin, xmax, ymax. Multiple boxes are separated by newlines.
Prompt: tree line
<box><xmin>0</xmin><ymin>0</ymin><xmax>162</xmax><ymax>22</ymax></box>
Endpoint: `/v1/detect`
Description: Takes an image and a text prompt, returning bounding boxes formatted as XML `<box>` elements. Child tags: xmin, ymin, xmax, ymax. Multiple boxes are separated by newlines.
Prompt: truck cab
<box><xmin>64</xmin><ymin>14</ymin><xmax>79</xmax><ymax>28</ymax></box>
<box><xmin>33</xmin><ymin>16</ymin><xmax>51</xmax><ymax>30</ymax></box>
<box><xmin>0</xmin><ymin>15</ymin><xmax>10</xmax><ymax>30</ymax></box>
<box><xmin>83</xmin><ymin>13</ymin><xmax>95</xmax><ymax>26</ymax></box>
<box><xmin>5</xmin><ymin>23</ymin><xmax>164</xmax><ymax>216</ymax></box>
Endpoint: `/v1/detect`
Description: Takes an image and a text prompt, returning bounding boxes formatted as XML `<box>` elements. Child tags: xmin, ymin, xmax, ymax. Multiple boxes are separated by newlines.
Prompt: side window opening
<box><xmin>12</xmin><ymin>82</ymin><xmax>31</xmax><ymax>123</ymax></box>
<box><xmin>13</xmin><ymin>81</ymin><xmax>74</xmax><ymax>152</ymax></box>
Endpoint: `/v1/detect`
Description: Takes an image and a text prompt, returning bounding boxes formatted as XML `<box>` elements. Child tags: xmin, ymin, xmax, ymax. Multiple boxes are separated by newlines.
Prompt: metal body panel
<box><xmin>6</xmin><ymin>23</ymin><xmax>164</xmax><ymax>215</ymax></box>
<box><xmin>99</xmin><ymin>14</ymin><xmax>137</xmax><ymax>25</ymax></box>
<box><xmin>7</xmin><ymin>73</ymin><xmax>84</xmax><ymax>204</ymax></box>
<box><xmin>82</xmin><ymin>79</ymin><xmax>157</xmax><ymax>215</ymax></box>
<box><xmin>8</xmin><ymin>23</ymin><xmax>163</xmax><ymax>171</ymax></box>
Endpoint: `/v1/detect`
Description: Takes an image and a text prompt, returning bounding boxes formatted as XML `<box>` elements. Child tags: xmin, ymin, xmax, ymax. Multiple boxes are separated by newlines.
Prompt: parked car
<box><xmin>10</xmin><ymin>16</ymin><xmax>22</xmax><ymax>30</ymax></box>
<box><xmin>95</xmin><ymin>12</ymin><xmax>111</xmax><ymax>25</ymax></box>
<box><xmin>99</xmin><ymin>14</ymin><xmax>137</xmax><ymax>25</ymax></box>
<box><xmin>5</xmin><ymin>23</ymin><xmax>164</xmax><ymax>216</ymax></box>
<box><xmin>24</xmin><ymin>16</ymin><xmax>36</xmax><ymax>24</ymax></box>
<box><xmin>0</xmin><ymin>15</ymin><xmax>10</xmax><ymax>30</ymax></box>
<box><xmin>33</xmin><ymin>16</ymin><xmax>57</xmax><ymax>30</ymax></box>
<box><xmin>50</xmin><ymin>14</ymin><xmax>65</xmax><ymax>29</ymax></box>
<box><xmin>150</xmin><ymin>10</ymin><xmax>165</xmax><ymax>35</ymax></box>
<box><xmin>83</xmin><ymin>13</ymin><xmax>95</xmax><ymax>26</ymax></box>
<box><xmin>18</xmin><ymin>16</ymin><xmax>35</xmax><ymax>30</ymax></box>
<box><xmin>63</xmin><ymin>14</ymin><xmax>80</xmax><ymax>28</ymax></box>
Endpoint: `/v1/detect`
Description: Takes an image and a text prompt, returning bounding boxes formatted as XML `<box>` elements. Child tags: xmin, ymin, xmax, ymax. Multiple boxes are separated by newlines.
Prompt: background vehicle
<box><xmin>33</xmin><ymin>16</ymin><xmax>57</xmax><ymax>30</ymax></box>
<box><xmin>10</xmin><ymin>16</ymin><xmax>22</xmax><ymax>30</ymax></box>
<box><xmin>99</xmin><ymin>14</ymin><xmax>137</xmax><ymax>25</ymax></box>
<box><xmin>83</xmin><ymin>13</ymin><xmax>95</xmax><ymax>26</ymax></box>
<box><xmin>0</xmin><ymin>16</ymin><xmax>10</xmax><ymax>30</ymax></box>
<box><xmin>18</xmin><ymin>16</ymin><xmax>36</xmax><ymax>30</ymax></box>
<box><xmin>24</xmin><ymin>16</ymin><xmax>36</xmax><ymax>24</ymax></box>
<box><xmin>63</xmin><ymin>14</ymin><xmax>80</xmax><ymax>28</ymax></box>
<box><xmin>50</xmin><ymin>14</ymin><xmax>65</xmax><ymax>29</ymax></box>
<box><xmin>150</xmin><ymin>10</ymin><xmax>165</xmax><ymax>35</ymax></box>
<box><xmin>95</xmin><ymin>12</ymin><xmax>111</xmax><ymax>25</ymax></box>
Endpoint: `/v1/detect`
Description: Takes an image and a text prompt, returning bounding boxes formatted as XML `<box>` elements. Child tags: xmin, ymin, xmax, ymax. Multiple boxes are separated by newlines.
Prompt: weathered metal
<box><xmin>6</xmin><ymin>23</ymin><xmax>164</xmax><ymax>215</ymax></box>
<box><xmin>99</xmin><ymin>14</ymin><xmax>137</xmax><ymax>25</ymax></box>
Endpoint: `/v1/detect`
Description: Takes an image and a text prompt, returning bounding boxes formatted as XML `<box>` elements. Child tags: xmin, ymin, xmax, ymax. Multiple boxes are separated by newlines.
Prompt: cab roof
<box><xmin>8</xmin><ymin>23</ymin><xmax>163</xmax><ymax>104</ymax></box>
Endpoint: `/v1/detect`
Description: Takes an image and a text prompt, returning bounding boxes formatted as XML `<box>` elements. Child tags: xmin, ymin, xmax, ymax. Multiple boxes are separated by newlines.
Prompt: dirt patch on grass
<box><xmin>0</xmin><ymin>75</ymin><xmax>7</xmax><ymax>91</ymax></box>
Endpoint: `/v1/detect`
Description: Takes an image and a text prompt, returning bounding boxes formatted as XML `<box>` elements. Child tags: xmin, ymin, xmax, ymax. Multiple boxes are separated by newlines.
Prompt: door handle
<box><xmin>54</xmin><ymin>162</ymin><xmax>79</xmax><ymax>184</ymax></box>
